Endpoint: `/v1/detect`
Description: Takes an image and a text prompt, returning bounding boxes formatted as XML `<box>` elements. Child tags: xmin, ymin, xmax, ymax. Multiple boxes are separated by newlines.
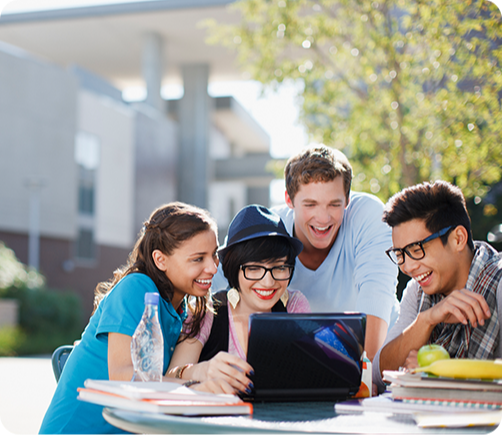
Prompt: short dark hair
<box><xmin>383</xmin><ymin>180</ymin><xmax>474</xmax><ymax>251</ymax></box>
<box><xmin>285</xmin><ymin>145</ymin><xmax>352</xmax><ymax>203</ymax></box>
<box><xmin>221</xmin><ymin>236</ymin><xmax>297</xmax><ymax>291</ymax></box>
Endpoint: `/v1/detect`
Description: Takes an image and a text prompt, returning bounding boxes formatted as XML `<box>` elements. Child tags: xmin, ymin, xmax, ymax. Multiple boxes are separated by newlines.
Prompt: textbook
<box><xmin>391</xmin><ymin>385</ymin><xmax>502</xmax><ymax>406</ymax></box>
<box><xmin>334</xmin><ymin>395</ymin><xmax>491</xmax><ymax>415</ymax></box>
<box><xmin>83</xmin><ymin>379</ymin><xmax>240</xmax><ymax>402</ymax></box>
<box><xmin>413</xmin><ymin>411</ymin><xmax>502</xmax><ymax>429</ymax></box>
<box><xmin>383</xmin><ymin>370</ymin><xmax>502</xmax><ymax>391</ymax></box>
<box><xmin>383</xmin><ymin>370</ymin><xmax>502</xmax><ymax>406</ymax></box>
<box><xmin>335</xmin><ymin>396</ymin><xmax>502</xmax><ymax>428</ymax></box>
<box><xmin>77</xmin><ymin>380</ymin><xmax>252</xmax><ymax>416</ymax></box>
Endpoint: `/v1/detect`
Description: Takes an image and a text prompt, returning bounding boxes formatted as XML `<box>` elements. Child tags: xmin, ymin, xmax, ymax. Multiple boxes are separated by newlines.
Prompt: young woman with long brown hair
<box><xmin>40</xmin><ymin>202</ymin><xmax>232</xmax><ymax>434</ymax></box>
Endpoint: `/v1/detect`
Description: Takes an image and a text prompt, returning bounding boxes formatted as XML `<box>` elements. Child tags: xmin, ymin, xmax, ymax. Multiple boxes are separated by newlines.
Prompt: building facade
<box><xmin>0</xmin><ymin>1</ymin><xmax>274</xmax><ymax>317</ymax></box>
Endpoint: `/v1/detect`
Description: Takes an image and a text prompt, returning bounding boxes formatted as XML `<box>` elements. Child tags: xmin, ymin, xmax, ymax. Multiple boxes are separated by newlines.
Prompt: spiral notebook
<box><xmin>243</xmin><ymin>312</ymin><xmax>366</xmax><ymax>402</ymax></box>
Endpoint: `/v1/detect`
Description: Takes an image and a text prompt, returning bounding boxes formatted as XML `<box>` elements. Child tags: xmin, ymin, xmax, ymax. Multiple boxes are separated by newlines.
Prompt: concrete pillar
<box><xmin>142</xmin><ymin>32</ymin><xmax>164</xmax><ymax>111</ymax></box>
<box><xmin>178</xmin><ymin>64</ymin><xmax>210</xmax><ymax>208</ymax></box>
<box><xmin>248</xmin><ymin>186</ymin><xmax>270</xmax><ymax>208</ymax></box>
<box><xmin>25</xmin><ymin>178</ymin><xmax>44</xmax><ymax>271</ymax></box>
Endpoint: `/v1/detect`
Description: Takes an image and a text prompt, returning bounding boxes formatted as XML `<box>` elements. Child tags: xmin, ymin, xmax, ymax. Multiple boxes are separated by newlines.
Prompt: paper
<box><xmin>84</xmin><ymin>379</ymin><xmax>239</xmax><ymax>402</ymax></box>
<box><xmin>383</xmin><ymin>370</ymin><xmax>502</xmax><ymax>391</ymax></box>
<box><xmin>413</xmin><ymin>411</ymin><xmax>502</xmax><ymax>428</ymax></box>
<box><xmin>335</xmin><ymin>395</ymin><xmax>490</xmax><ymax>415</ymax></box>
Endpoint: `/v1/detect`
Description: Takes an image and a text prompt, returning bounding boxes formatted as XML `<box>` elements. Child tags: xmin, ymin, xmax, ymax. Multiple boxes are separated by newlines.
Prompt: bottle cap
<box><xmin>144</xmin><ymin>292</ymin><xmax>160</xmax><ymax>305</ymax></box>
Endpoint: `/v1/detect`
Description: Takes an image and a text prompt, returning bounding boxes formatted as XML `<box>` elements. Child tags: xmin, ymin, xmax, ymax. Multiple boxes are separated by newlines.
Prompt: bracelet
<box><xmin>175</xmin><ymin>363</ymin><xmax>193</xmax><ymax>379</ymax></box>
<box><xmin>183</xmin><ymin>380</ymin><xmax>201</xmax><ymax>388</ymax></box>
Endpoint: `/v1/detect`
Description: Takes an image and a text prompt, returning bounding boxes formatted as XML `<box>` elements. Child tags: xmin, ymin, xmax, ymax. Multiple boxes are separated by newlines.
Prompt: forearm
<box><xmin>364</xmin><ymin>315</ymin><xmax>388</xmax><ymax>362</ymax></box>
<box><xmin>379</xmin><ymin>313</ymin><xmax>434</xmax><ymax>372</ymax></box>
<box><xmin>109</xmin><ymin>365</ymin><xmax>134</xmax><ymax>381</ymax></box>
<box><xmin>166</xmin><ymin>338</ymin><xmax>203</xmax><ymax>379</ymax></box>
<box><xmin>167</xmin><ymin>360</ymin><xmax>209</xmax><ymax>382</ymax></box>
<box><xmin>108</xmin><ymin>332</ymin><xmax>135</xmax><ymax>381</ymax></box>
<box><xmin>171</xmin><ymin>351</ymin><xmax>254</xmax><ymax>394</ymax></box>
<box><xmin>174</xmin><ymin>361</ymin><xmax>209</xmax><ymax>382</ymax></box>
<box><xmin>169</xmin><ymin>359</ymin><xmax>238</xmax><ymax>384</ymax></box>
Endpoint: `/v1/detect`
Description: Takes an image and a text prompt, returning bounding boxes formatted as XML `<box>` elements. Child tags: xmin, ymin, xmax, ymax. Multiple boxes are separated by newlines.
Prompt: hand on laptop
<box><xmin>191</xmin><ymin>351</ymin><xmax>254</xmax><ymax>395</ymax></box>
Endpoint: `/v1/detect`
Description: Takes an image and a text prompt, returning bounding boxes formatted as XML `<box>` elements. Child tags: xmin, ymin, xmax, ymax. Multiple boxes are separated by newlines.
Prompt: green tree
<box><xmin>0</xmin><ymin>242</ymin><xmax>44</xmax><ymax>292</ymax></box>
<box><xmin>0</xmin><ymin>242</ymin><xmax>83</xmax><ymax>355</ymax></box>
<box><xmin>207</xmin><ymin>0</ymin><xmax>502</xmax><ymax>200</ymax></box>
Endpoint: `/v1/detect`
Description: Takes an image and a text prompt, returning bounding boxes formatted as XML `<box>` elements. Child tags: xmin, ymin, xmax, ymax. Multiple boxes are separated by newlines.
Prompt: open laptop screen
<box><xmin>245</xmin><ymin>312</ymin><xmax>366</xmax><ymax>402</ymax></box>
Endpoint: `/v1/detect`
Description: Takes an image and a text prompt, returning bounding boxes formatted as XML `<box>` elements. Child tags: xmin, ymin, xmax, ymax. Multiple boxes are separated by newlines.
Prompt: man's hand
<box><xmin>380</xmin><ymin>289</ymin><xmax>491</xmax><ymax>375</ymax></box>
<box><xmin>422</xmin><ymin>289</ymin><xmax>491</xmax><ymax>328</ymax></box>
<box><xmin>403</xmin><ymin>349</ymin><xmax>418</xmax><ymax>371</ymax></box>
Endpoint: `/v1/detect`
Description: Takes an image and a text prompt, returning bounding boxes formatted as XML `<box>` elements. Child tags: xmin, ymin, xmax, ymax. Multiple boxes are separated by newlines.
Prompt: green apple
<box><xmin>417</xmin><ymin>344</ymin><xmax>450</xmax><ymax>367</ymax></box>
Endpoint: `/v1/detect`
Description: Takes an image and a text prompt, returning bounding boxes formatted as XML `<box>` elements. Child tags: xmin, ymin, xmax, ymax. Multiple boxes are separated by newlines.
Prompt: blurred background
<box><xmin>0</xmin><ymin>0</ymin><xmax>501</xmax><ymax>356</ymax></box>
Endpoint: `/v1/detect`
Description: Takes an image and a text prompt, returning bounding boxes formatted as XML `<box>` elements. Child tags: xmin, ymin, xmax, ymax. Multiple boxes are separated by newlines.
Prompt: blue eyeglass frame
<box><xmin>385</xmin><ymin>225</ymin><xmax>454</xmax><ymax>265</ymax></box>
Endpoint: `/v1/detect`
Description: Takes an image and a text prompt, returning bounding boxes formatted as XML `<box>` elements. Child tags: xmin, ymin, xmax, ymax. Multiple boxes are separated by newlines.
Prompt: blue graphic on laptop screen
<box><xmin>316</xmin><ymin>327</ymin><xmax>351</xmax><ymax>358</ymax></box>
<box><xmin>314</xmin><ymin>322</ymin><xmax>361</xmax><ymax>369</ymax></box>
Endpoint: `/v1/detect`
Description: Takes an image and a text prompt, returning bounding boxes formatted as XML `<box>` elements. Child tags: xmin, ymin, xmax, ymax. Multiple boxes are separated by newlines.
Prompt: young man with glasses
<box><xmin>373</xmin><ymin>180</ymin><xmax>502</xmax><ymax>393</ymax></box>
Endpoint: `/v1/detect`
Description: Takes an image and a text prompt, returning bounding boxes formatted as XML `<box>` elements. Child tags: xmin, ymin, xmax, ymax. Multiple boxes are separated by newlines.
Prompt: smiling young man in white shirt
<box><xmin>273</xmin><ymin>145</ymin><xmax>400</xmax><ymax>361</ymax></box>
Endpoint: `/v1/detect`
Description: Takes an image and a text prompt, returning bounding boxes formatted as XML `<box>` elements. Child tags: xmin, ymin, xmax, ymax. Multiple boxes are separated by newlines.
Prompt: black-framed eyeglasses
<box><xmin>240</xmin><ymin>264</ymin><xmax>294</xmax><ymax>281</ymax></box>
<box><xmin>385</xmin><ymin>226</ymin><xmax>454</xmax><ymax>266</ymax></box>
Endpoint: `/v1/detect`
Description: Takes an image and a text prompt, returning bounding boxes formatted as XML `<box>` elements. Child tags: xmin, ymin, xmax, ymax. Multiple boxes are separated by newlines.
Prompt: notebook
<box><xmin>243</xmin><ymin>312</ymin><xmax>366</xmax><ymax>402</ymax></box>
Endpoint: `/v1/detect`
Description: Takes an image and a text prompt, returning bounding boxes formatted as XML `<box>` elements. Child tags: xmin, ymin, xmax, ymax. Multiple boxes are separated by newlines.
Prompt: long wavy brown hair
<box><xmin>93</xmin><ymin>202</ymin><xmax>217</xmax><ymax>338</ymax></box>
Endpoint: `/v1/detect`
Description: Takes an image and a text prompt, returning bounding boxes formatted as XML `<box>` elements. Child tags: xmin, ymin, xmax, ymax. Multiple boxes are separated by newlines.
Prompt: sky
<box><xmin>0</xmin><ymin>0</ymin><xmax>310</xmax><ymax>163</ymax></box>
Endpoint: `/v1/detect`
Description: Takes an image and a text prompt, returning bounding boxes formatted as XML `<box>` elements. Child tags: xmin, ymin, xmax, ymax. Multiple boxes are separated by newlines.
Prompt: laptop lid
<box><xmin>244</xmin><ymin>312</ymin><xmax>366</xmax><ymax>402</ymax></box>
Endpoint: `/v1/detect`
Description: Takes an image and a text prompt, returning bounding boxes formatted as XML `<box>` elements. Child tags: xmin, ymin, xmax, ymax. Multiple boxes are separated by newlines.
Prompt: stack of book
<box><xmin>383</xmin><ymin>370</ymin><xmax>502</xmax><ymax>410</ymax></box>
<box><xmin>335</xmin><ymin>371</ymin><xmax>502</xmax><ymax>428</ymax></box>
<box><xmin>383</xmin><ymin>369</ymin><xmax>502</xmax><ymax>428</ymax></box>
<box><xmin>77</xmin><ymin>379</ymin><xmax>253</xmax><ymax>416</ymax></box>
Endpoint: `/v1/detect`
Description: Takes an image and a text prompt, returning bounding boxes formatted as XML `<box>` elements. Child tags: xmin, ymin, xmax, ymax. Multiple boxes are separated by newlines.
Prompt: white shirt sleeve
<box><xmin>349</xmin><ymin>194</ymin><xmax>399</xmax><ymax>325</ymax></box>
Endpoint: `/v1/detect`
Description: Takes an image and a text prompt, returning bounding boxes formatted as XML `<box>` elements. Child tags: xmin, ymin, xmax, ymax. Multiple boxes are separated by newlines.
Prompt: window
<box><xmin>76</xmin><ymin>228</ymin><xmax>95</xmax><ymax>260</ymax></box>
<box><xmin>74</xmin><ymin>132</ymin><xmax>100</xmax><ymax>262</ymax></box>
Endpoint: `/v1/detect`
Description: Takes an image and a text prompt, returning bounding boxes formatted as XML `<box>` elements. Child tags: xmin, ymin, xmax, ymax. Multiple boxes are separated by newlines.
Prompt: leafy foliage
<box><xmin>0</xmin><ymin>326</ymin><xmax>25</xmax><ymax>357</ymax></box>
<box><xmin>206</xmin><ymin>0</ymin><xmax>502</xmax><ymax>200</ymax></box>
<box><xmin>0</xmin><ymin>242</ymin><xmax>83</xmax><ymax>355</ymax></box>
<box><xmin>0</xmin><ymin>242</ymin><xmax>44</xmax><ymax>292</ymax></box>
<box><xmin>467</xmin><ymin>180</ymin><xmax>502</xmax><ymax>251</ymax></box>
<box><xmin>1</xmin><ymin>285</ymin><xmax>83</xmax><ymax>356</ymax></box>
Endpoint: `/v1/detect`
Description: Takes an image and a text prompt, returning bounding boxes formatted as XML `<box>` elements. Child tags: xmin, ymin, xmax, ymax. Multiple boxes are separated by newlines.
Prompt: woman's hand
<box><xmin>190</xmin><ymin>378</ymin><xmax>237</xmax><ymax>395</ymax></box>
<box><xmin>189</xmin><ymin>352</ymin><xmax>254</xmax><ymax>394</ymax></box>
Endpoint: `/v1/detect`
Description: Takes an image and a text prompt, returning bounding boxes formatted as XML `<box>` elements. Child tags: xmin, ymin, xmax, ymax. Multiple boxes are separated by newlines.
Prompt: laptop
<box><xmin>243</xmin><ymin>312</ymin><xmax>366</xmax><ymax>402</ymax></box>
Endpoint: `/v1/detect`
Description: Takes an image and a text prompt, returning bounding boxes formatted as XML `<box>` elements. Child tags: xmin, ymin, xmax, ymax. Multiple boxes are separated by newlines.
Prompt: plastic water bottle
<box><xmin>130</xmin><ymin>292</ymin><xmax>164</xmax><ymax>382</ymax></box>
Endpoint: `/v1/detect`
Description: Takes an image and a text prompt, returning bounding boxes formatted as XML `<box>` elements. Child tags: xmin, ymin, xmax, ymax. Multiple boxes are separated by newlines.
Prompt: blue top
<box><xmin>39</xmin><ymin>273</ymin><xmax>186</xmax><ymax>434</ymax></box>
<box><xmin>212</xmin><ymin>192</ymin><xmax>399</xmax><ymax>328</ymax></box>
